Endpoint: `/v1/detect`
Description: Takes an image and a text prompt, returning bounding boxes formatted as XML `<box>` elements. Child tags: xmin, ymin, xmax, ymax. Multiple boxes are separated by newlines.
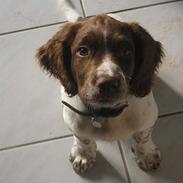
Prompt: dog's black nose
<box><xmin>96</xmin><ymin>77</ymin><xmax>121</xmax><ymax>94</ymax></box>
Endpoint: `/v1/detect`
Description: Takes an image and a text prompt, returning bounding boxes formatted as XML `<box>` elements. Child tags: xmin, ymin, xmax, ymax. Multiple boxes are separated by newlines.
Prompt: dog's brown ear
<box><xmin>36</xmin><ymin>22</ymin><xmax>82</xmax><ymax>96</ymax></box>
<box><xmin>129</xmin><ymin>23</ymin><xmax>164</xmax><ymax>97</ymax></box>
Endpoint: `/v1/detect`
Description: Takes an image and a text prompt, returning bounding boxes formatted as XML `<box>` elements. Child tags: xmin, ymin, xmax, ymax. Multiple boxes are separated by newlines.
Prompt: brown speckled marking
<box><xmin>132</xmin><ymin>127</ymin><xmax>161</xmax><ymax>171</ymax></box>
<box><xmin>133</xmin><ymin>127</ymin><xmax>153</xmax><ymax>144</ymax></box>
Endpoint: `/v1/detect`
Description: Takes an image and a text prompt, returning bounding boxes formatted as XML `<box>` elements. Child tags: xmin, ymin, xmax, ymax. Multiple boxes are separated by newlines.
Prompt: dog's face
<box><xmin>70</xmin><ymin>17</ymin><xmax>135</xmax><ymax>107</ymax></box>
<box><xmin>37</xmin><ymin>15</ymin><xmax>163</xmax><ymax>108</ymax></box>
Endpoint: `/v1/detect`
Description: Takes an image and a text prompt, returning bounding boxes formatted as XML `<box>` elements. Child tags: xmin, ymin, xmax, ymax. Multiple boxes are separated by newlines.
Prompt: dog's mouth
<box><xmin>81</xmin><ymin>96</ymin><xmax>120</xmax><ymax>108</ymax></box>
<box><xmin>80</xmin><ymin>90</ymin><xmax>127</xmax><ymax>108</ymax></box>
<box><xmin>84</xmin><ymin>101</ymin><xmax>128</xmax><ymax>118</ymax></box>
<box><xmin>90</xmin><ymin>106</ymin><xmax>126</xmax><ymax>118</ymax></box>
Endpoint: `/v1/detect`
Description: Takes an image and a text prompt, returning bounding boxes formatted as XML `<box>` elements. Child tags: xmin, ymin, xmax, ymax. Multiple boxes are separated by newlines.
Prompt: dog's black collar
<box><xmin>62</xmin><ymin>100</ymin><xmax>128</xmax><ymax>128</ymax></box>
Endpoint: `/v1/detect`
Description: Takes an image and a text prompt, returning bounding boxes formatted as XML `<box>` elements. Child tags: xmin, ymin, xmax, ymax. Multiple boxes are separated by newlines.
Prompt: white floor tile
<box><xmin>0</xmin><ymin>25</ymin><xmax>71</xmax><ymax>149</ymax></box>
<box><xmin>0</xmin><ymin>138</ymin><xmax>128</xmax><ymax>183</ymax></box>
<box><xmin>82</xmin><ymin>0</ymin><xmax>172</xmax><ymax>16</ymax></box>
<box><xmin>0</xmin><ymin>0</ymin><xmax>83</xmax><ymax>34</ymax></box>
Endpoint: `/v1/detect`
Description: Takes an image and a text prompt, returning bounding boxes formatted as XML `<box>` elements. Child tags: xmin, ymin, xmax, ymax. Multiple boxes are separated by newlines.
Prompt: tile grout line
<box><xmin>0</xmin><ymin>0</ymin><xmax>182</xmax><ymax>37</ymax></box>
<box><xmin>0</xmin><ymin>134</ymin><xmax>73</xmax><ymax>152</ymax></box>
<box><xmin>107</xmin><ymin>0</ymin><xmax>183</xmax><ymax>15</ymax></box>
<box><xmin>158</xmin><ymin>110</ymin><xmax>183</xmax><ymax>118</ymax></box>
<box><xmin>117</xmin><ymin>141</ymin><xmax>132</xmax><ymax>183</ymax></box>
<box><xmin>0</xmin><ymin>21</ymin><xmax>67</xmax><ymax>37</ymax></box>
<box><xmin>79</xmin><ymin>0</ymin><xmax>87</xmax><ymax>17</ymax></box>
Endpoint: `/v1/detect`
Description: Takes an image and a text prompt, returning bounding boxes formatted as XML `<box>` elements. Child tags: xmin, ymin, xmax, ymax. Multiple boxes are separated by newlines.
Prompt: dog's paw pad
<box><xmin>135</xmin><ymin>148</ymin><xmax>161</xmax><ymax>171</ymax></box>
<box><xmin>70</xmin><ymin>155</ymin><xmax>96</xmax><ymax>174</ymax></box>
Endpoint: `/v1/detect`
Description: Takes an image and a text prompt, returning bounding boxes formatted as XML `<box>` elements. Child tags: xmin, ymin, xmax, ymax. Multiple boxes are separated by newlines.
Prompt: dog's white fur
<box><xmin>97</xmin><ymin>56</ymin><xmax>124</xmax><ymax>78</ymax></box>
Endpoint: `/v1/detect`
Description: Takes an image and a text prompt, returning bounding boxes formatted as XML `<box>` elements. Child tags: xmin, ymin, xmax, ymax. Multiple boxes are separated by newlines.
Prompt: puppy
<box><xmin>36</xmin><ymin>14</ymin><xmax>163</xmax><ymax>174</ymax></box>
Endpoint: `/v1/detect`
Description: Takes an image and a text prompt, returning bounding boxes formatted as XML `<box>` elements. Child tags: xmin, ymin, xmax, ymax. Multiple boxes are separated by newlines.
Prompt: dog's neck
<box><xmin>61</xmin><ymin>86</ymin><xmax>129</xmax><ymax>128</ymax></box>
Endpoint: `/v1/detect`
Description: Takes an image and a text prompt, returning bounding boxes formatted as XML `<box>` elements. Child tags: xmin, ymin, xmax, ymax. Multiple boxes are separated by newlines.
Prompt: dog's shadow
<box><xmin>82</xmin><ymin>152</ymin><xmax>128</xmax><ymax>183</ymax></box>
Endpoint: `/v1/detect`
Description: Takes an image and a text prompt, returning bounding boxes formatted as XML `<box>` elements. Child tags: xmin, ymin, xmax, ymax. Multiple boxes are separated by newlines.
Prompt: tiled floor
<box><xmin>0</xmin><ymin>0</ymin><xmax>183</xmax><ymax>183</ymax></box>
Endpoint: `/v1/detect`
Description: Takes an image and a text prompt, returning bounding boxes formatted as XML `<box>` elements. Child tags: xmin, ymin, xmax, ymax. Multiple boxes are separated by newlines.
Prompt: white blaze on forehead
<box><xmin>96</xmin><ymin>56</ymin><xmax>121</xmax><ymax>77</ymax></box>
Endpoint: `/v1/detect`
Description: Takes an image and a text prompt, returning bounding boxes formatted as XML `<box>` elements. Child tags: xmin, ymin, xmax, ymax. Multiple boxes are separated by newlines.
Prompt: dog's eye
<box><xmin>76</xmin><ymin>46</ymin><xmax>89</xmax><ymax>57</ymax></box>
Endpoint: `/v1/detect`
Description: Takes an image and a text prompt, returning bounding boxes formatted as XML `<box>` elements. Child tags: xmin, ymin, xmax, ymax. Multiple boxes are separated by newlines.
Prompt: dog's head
<box><xmin>37</xmin><ymin>15</ymin><xmax>163</xmax><ymax>108</ymax></box>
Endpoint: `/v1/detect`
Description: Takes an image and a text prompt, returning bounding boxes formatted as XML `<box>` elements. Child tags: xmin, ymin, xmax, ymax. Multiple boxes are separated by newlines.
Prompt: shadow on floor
<box><xmin>153</xmin><ymin>77</ymin><xmax>183</xmax><ymax>115</ymax></box>
<box><xmin>152</xmin><ymin>113</ymin><xmax>183</xmax><ymax>183</ymax></box>
<box><xmin>83</xmin><ymin>152</ymin><xmax>128</xmax><ymax>183</ymax></box>
<box><xmin>152</xmin><ymin>77</ymin><xmax>183</xmax><ymax>182</ymax></box>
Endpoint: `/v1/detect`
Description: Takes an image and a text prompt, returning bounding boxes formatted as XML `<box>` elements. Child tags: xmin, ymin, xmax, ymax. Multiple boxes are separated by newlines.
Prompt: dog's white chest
<box><xmin>61</xmin><ymin>87</ymin><xmax>158</xmax><ymax>140</ymax></box>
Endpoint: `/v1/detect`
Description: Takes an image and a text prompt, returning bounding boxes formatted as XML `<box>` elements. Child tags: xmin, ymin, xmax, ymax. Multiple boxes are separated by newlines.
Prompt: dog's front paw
<box><xmin>69</xmin><ymin>154</ymin><xmax>96</xmax><ymax>174</ymax></box>
<box><xmin>132</xmin><ymin>146</ymin><xmax>161</xmax><ymax>171</ymax></box>
<box><xmin>69</xmin><ymin>139</ymin><xmax>97</xmax><ymax>175</ymax></box>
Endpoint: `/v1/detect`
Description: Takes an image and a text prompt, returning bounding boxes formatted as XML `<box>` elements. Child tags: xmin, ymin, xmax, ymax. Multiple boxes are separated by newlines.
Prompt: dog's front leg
<box><xmin>132</xmin><ymin>127</ymin><xmax>161</xmax><ymax>171</ymax></box>
<box><xmin>69</xmin><ymin>135</ymin><xmax>97</xmax><ymax>174</ymax></box>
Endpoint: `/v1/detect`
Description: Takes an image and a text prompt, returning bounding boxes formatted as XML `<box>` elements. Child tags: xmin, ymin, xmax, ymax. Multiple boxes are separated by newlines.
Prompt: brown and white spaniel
<box><xmin>36</xmin><ymin>14</ymin><xmax>163</xmax><ymax>174</ymax></box>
